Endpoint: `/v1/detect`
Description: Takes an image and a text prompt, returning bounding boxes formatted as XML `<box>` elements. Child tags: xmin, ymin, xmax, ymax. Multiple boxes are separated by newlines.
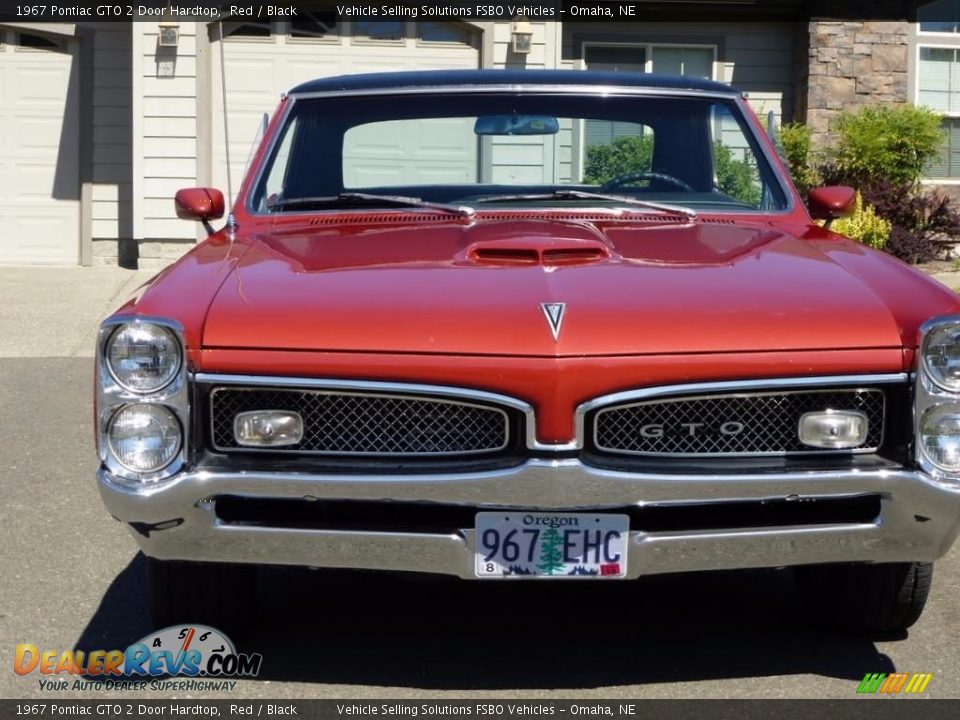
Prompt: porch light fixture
<box><xmin>158</xmin><ymin>20</ymin><xmax>180</xmax><ymax>48</ymax></box>
<box><xmin>157</xmin><ymin>1</ymin><xmax>179</xmax><ymax>48</ymax></box>
<box><xmin>511</xmin><ymin>18</ymin><xmax>533</xmax><ymax>54</ymax></box>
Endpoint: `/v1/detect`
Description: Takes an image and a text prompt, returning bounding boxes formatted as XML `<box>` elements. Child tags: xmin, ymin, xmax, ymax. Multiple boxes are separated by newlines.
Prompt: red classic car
<box><xmin>96</xmin><ymin>70</ymin><xmax>960</xmax><ymax>635</ymax></box>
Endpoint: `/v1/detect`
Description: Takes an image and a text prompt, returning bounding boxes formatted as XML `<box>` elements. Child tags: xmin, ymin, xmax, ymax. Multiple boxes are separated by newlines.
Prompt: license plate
<box><xmin>474</xmin><ymin>512</ymin><xmax>629</xmax><ymax>578</ymax></box>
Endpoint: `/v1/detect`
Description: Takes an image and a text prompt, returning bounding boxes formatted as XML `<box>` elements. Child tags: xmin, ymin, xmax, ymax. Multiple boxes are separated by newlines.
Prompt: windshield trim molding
<box><xmin>288</xmin><ymin>84</ymin><xmax>742</xmax><ymax>101</ymax></box>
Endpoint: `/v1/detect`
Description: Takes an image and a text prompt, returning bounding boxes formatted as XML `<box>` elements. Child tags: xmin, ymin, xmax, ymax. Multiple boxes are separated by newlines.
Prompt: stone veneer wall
<box><xmin>802</xmin><ymin>20</ymin><xmax>910</xmax><ymax>143</ymax></box>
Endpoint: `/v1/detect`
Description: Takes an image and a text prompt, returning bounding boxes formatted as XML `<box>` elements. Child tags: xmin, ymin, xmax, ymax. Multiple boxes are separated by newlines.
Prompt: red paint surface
<box><xmin>106</xmin><ymin>93</ymin><xmax>960</xmax><ymax>446</ymax></box>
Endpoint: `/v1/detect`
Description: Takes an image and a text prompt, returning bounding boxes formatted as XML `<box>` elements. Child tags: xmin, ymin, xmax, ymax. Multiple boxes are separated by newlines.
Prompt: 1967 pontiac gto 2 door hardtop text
<box><xmin>96</xmin><ymin>70</ymin><xmax>960</xmax><ymax>634</ymax></box>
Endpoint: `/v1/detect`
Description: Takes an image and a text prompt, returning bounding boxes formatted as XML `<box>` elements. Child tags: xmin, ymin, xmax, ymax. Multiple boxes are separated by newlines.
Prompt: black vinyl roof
<box><xmin>288</xmin><ymin>69</ymin><xmax>738</xmax><ymax>96</ymax></box>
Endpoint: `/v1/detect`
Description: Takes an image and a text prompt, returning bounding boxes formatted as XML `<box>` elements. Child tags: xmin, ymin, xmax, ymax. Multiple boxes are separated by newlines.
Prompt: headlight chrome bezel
<box><xmin>104</xmin><ymin>323</ymin><xmax>183</xmax><ymax>394</ymax></box>
<box><xmin>106</xmin><ymin>402</ymin><xmax>184</xmax><ymax>474</ymax></box>
<box><xmin>916</xmin><ymin>315</ymin><xmax>960</xmax><ymax>482</ymax></box>
<box><xmin>97</xmin><ymin>317</ymin><xmax>189</xmax><ymax>486</ymax></box>
<box><xmin>920</xmin><ymin>320</ymin><xmax>960</xmax><ymax>393</ymax></box>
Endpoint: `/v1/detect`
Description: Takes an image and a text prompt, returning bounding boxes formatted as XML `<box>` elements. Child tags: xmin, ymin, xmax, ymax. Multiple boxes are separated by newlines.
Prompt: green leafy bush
<box><xmin>832</xmin><ymin>105</ymin><xmax>945</xmax><ymax>186</ymax></box>
<box><xmin>803</xmin><ymin>105</ymin><xmax>960</xmax><ymax>263</ymax></box>
<box><xmin>854</xmin><ymin>178</ymin><xmax>960</xmax><ymax>263</ymax></box>
<box><xmin>713</xmin><ymin>143</ymin><xmax>761</xmax><ymax>207</ymax></box>
<box><xmin>831</xmin><ymin>191</ymin><xmax>891</xmax><ymax>250</ymax></box>
<box><xmin>583</xmin><ymin>136</ymin><xmax>653</xmax><ymax>185</ymax></box>
<box><xmin>777</xmin><ymin>122</ymin><xmax>821</xmax><ymax>195</ymax></box>
<box><xmin>583</xmin><ymin>135</ymin><xmax>760</xmax><ymax>206</ymax></box>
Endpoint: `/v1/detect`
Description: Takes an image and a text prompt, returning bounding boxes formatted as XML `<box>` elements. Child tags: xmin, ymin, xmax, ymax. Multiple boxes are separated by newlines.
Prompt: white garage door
<box><xmin>0</xmin><ymin>31</ymin><xmax>79</xmax><ymax>264</ymax></box>
<box><xmin>211</xmin><ymin>18</ymin><xmax>480</xmax><ymax>197</ymax></box>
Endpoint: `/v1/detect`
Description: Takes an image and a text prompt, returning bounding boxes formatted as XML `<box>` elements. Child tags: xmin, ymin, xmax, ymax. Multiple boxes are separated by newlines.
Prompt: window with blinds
<box><xmin>925</xmin><ymin>118</ymin><xmax>960</xmax><ymax>179</ymax></box>
<box><xmin>918</xmin><ymin>47</ymin><xmax>960</xmax><ymax>112</ymax></box>
<box><xmin>583</xmin><ymin>45</ymin><xmax>714</xmax><ymax>151</ymax></box>
<box><xmin>917</xmin><ymin>3</ymin><xmax>960</xmax><ymax>177</ymax></box>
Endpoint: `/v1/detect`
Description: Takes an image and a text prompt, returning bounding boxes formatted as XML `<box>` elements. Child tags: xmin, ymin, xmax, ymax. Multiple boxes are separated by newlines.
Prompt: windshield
<box><xmin>250</xmin><ymin>92</ymin><xmax>789</xmax><ymax>214</ymax></box>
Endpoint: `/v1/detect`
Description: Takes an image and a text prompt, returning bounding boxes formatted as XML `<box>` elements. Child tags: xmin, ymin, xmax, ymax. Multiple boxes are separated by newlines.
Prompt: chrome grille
<box><xmin>210</xmin><ymin>388</ymin><xmax>509</xmax><ymax>456</ymax></box>
<box><xmin>593</xmin><ymin>389</ymin><xmax>885</xmax><ymax>456</ymax></box>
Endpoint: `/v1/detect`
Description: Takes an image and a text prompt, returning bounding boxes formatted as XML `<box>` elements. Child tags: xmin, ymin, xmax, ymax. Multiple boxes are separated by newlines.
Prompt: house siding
<box><xmin>563</xmin><ymin>22</ymin><xmax>797</xmax><ymax>123</ymax></box>
<box><xmin>488</xmin><ymin>22</ymin><xmax>567</xmax><ymax>184</ymax></box>
<box><xmin>132</xmin><ymin>22</ymin><xmax>201</xmax><ymax>270</ymax></box>
<box><xmin>89</xmin><ymin>23</ymin><xmax>134</xmax><ymax>266</ymax></box>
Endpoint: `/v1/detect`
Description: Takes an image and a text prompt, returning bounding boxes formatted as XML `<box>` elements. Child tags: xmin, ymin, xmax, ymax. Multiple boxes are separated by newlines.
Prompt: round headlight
<box><xmin>107</xmin><ymin>403</ymin><xmax>182</xmax><ymax>474</ymax></box>
<box><xmin>923</xmin><ymin>323</ymin><xmax>960</xmax><ymax>392</ymax></box>
<box><xmin>920</xmin><ymin>405</ymin><xmax>960</xmax><ymax>471</ymax></box>
<box><xmin>106</xmin><ymin>323</ymin><xmax>181</xmax><ymax>393</ymax></box>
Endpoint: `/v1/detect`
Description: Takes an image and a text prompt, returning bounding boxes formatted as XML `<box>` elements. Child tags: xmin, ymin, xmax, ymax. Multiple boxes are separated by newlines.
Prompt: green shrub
<box><xmin>856</xmin><ymin>178</ymin><xmax>960</xmax><ymax>263</ymax></box>
<box><xmin>583</xmin><ymin>136</ymin><xmax>653</xmax><ymax>185</ymax></box>
<box><xmin>833</xmin><ymin>105</ymin><xmax>945</xmax><ymax>186</ymax></box>
<box><xmin>831</xmin><ymin>191</ymin><xmax>892</xmax><ymax>250</ymax></box>
<box><xmin>584</xmin><ymin>135</ymin><xmax>760</xmax><ymax>206</ymax></box>
<box><xmin>713</xmin><ymin>143</ymin><xmax>761</xmax><ymax>207</ymax></box>
<box><xmin>777</xmin><ymin>122</ymin><xmax>821</xmax><ymax>195</ymax></box>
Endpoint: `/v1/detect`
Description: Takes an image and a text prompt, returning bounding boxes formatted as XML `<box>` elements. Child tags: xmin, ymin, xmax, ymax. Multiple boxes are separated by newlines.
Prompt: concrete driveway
<box><xmin>2</xmin><ymin>265</ymin><xmax>960</xmax><ymax>700</ymax></box>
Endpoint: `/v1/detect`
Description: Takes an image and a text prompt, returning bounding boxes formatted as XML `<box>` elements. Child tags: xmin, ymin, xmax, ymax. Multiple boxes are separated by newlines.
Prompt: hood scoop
<box><xmin>467</xmin><ymin>238</ymin><xmax>612</xmax><ymax>266</ymax></box>
<box><xmin>460</xmin><ymin>220</ymin><xmax>615</xmax><ymax>267</ymax></box>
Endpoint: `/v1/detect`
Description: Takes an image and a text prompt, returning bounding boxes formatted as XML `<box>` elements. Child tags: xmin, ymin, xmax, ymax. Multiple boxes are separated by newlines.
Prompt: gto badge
<box><xmin>540</xmin><ymin>303</ymin><xmax>566</xmax><ymax>341</ymax></box>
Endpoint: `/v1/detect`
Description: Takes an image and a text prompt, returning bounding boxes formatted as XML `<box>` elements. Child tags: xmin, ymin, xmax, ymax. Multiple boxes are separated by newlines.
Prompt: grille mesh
<box><xmin>210</xmin><ymin>387</ymin><xmax>509</xmax><ymax>456</ymax></box>
<box><xmin>593</xmin><ymin>389</ymin><xmax>885</xmax><ymax>456</ymax></box>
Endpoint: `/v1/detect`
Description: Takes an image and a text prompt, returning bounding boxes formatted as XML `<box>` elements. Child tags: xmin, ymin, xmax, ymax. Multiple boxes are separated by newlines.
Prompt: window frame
<box><xmin>581</xmin><ymin>41</ymin><xmax>719</xmax><ymax>79</ymax></box>
<box><xmin>915</xmin><ymin>39</ymin><xmax>960</xmax><ymax>182</ymax></box>
<box><xmin>415</xmin><ymin>21</ymin><xmax>477</xmax><ymax>48</ymax></box>
<box><xmin>348</xmin><ymin>20</ymin><xmax>407</xmax><ymax>46</ymax></box>
<box><xmin>918</xmin><ymin>0</ymin><xmax>960</xmax><ymax>35</ymax></box>
<box><xmin>577</xmin><ymin>42</ymin><xmax>719</xmax><ymax>184</ymax></box>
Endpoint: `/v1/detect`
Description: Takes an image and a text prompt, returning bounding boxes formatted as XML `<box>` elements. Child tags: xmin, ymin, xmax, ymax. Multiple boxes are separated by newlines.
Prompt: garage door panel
<box><xmin>285</xmin><ymin>61</ymin><xmax>335</xmax><ymax>88</ymax></box>
<box><xmin>212</xmin><ymin>27</ymin><xmax>480</xmax><ymax>196</ymax></box>
<box><xmin>220</xmin><ymin>65</ymin><xmax>278</xmax><ymax>96</ymax></box>
<box><xmin>417</xmin><ymin>166</ymin><xmax>480</xmax><ymax>183</ymax></box>
<box><xmin>0</xmin><ymin>42</ymin><xmax>79</xmax><ymax>264</ymax></box>
<box><xmin>13</xmin><ymin>164</ymin><xmax>63</xmax><ymax>198</ymax></box>
<box><xmin>343</xmin><ymin>118</ymin><xmax>478</xmax><ymax>186</ymax></box>
<box><xmin>345</xmin><ymin>161</ymin><xmax>477</xmax><ymax>188</ymax></box>
<box><xmin>11</xmin><ymin>116</ymin><xmax>65</xmax><ymax>154</ymax></box>
<box><xmin>13</xmin><ymin>69</ymin><xmax>71</xmax><ymax>100</ymax></box>
<box><xmin>4</xmin><ymin>213</ymin><xmax>77</xmax><ymax>262</ymax></box>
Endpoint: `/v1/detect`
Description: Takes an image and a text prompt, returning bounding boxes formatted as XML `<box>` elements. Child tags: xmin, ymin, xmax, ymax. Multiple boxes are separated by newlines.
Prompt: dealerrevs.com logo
<box><xmin>14</xmin><ymin>625</ymin><xmax>262</xmax><ymax>692</ymax></box>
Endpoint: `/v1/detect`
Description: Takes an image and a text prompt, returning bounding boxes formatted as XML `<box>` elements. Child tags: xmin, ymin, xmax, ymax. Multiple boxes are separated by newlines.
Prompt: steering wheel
<box><xmin>600</xmin><ymin>171</ymin><xmax>694</xmax><ymax>193</ymax></box>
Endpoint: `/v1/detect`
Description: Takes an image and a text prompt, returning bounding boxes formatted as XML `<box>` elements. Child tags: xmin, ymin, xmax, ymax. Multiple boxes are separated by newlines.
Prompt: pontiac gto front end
<box><xmin>95</xmin><ymin>70</ymin><xmax>960</xmax><ymax>635</ymax></box>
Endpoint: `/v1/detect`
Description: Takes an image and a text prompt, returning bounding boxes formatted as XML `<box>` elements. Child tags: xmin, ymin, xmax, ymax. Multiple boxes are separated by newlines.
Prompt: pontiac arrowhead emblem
<box><xmin>540</xmin><ymin>303</ymin><xmax>566</xmax><ymax>341</ymax></box>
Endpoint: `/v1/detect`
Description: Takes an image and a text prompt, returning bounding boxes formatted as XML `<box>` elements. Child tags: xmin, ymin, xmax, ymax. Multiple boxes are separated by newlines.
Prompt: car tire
<box><xmin>146</xmin><ymin>557</ymin><xmax>257</xmax><ymax>632</ymax></box>
<box><xmin>794</xmin><ymin>562</ymin><xmax>933</xmax><ymax>636</ymax></box>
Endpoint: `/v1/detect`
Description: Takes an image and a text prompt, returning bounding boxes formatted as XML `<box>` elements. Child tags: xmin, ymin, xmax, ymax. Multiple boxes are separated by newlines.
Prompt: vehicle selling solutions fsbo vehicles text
<box><xmin>336</xmin><ymin>5</ymin><xmax>557</xmax><ymax>18</ymax></box>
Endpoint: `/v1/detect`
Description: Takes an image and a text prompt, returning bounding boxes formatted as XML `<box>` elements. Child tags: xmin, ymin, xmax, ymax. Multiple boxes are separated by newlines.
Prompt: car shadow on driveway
<box><xmin>75</xmin><ymin>553</ymin><xmax>896</xmax><ymax>690</ymax></box>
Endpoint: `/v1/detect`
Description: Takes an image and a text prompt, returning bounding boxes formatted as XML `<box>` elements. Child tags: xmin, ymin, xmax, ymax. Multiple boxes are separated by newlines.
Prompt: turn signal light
<box><xmin>234</xmin><ymin>410</ymin><xmax>303</xmax><ymax>447</ymax></box>
<box><xmin>798</xmin><ymin>410</ymin><xmax>868</xmax><ymax>449</ymax></box>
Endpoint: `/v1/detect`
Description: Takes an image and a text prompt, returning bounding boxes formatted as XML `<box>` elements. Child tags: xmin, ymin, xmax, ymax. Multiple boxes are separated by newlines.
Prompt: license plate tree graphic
<box><xmin>537</xmin><ymin>527</ymin><xmax>566</xmax><ymax>575</ymax></box>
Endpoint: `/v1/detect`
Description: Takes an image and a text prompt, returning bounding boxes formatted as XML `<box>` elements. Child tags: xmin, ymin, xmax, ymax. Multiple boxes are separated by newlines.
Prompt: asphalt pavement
<box><xmin>2</xmin><ymin>266</ymin><xmax>960</xmax><ymax>700</ymax></box>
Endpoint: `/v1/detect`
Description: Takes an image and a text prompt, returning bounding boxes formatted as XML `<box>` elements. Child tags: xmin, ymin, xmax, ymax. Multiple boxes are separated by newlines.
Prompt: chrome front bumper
<box><xmin>98</xmin><ymin>460</ymin><xmax>960</xmax><ymax>579</ymax></box>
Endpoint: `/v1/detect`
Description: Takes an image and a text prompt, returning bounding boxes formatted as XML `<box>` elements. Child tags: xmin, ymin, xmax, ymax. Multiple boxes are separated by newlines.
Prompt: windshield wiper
<box><xmin>470</xmin><ymin>190</ymin><xmax>697</xmax><ymax>219</ymax></box>
<box><xmin>267</xmin><ymin>192</ymin><xmax>475</xmax><ymax>219</ymax></box>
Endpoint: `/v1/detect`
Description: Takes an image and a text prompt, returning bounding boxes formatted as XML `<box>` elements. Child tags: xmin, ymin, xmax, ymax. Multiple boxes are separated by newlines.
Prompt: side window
<box><xmin>353</xmin><ymin>21</ymin><xmax>405</xmax><ymax>42</ymax></box>
<box><xmin>290</xmin><ymin>11</ymin><xmax>340</xmax><ymax>39</ymax></box>
<box><xmin>711</xmin><ymin>104</ymin><xmax>763</xmax><ymax>207</ymax></box>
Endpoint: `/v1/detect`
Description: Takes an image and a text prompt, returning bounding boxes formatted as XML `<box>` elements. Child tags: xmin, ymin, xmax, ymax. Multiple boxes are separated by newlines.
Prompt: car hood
<box><xmin>201</xmin><ymin>217</ymin><xmax>907</xmax><ymax>356</ymax></box>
